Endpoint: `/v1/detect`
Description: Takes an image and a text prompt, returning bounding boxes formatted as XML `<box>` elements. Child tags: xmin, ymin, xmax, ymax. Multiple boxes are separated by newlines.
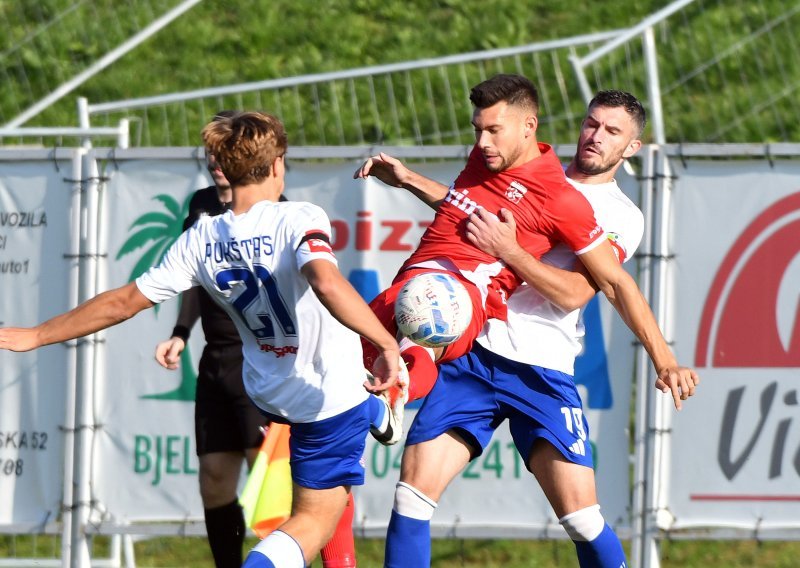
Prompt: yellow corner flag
<box><xmin>240</xmin><ymin>423</ymin><xmax>292</xmax><ymax>538</ymax></box>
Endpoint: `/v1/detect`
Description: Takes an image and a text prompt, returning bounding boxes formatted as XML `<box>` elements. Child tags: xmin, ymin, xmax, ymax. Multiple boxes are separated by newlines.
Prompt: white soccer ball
<box><xmin>394</xmin><ymin>272</ymin><xmax>473</xmax><ymax>348</ymax></box>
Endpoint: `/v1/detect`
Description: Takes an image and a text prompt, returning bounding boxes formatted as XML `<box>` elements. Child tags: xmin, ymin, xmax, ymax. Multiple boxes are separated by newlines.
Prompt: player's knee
<box><xmin>559</xmin><ymin>504</ymin><xmax>606</xmax><ymax>542</ymax></box>
<box><xmin>393</xmin><ymin>482</ymin><xmax>437</xmax><ymax>521</ymax></box>
<box><xmin>199</xmin><ymin>472</ymin><xmax>237</xmax><ymax>507</ymax></box>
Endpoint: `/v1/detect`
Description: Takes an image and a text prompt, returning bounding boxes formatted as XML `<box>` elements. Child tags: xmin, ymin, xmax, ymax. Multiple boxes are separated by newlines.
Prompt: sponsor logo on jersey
<box><xmin>443</xmin><ymin>184</ymin><xmax>481</xmax><ymax>215</ymax></box>
<box><xmin>504</xmin><ymin>180</ymin><xmax>528</xmax><ymax>204</ymax></box>
<box><xmin>258</xmin><ymin>343</ymin><xmax>299</xmax><ymax>358</ymax></box>
<box><xmin>607</xmin><ymin>232</ymin><xmax>625</xmax><ymax>262</ymax></box>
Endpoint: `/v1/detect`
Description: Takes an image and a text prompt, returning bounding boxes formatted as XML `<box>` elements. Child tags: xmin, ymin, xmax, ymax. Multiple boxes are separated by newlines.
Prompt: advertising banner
<box><xmin>668</xmin><ymin>159</ymin><xmax>800</xmax><ymax>531</ymax></box>
<box><xmin>0</xmin><ymin>154</ymin><xmax>75</xmax><ymax>525</ymax></box>
<box><xmin>91</xmin><ymin>159</ymin><xmax>210</xmax><ymax>522</ymax></box>
<box><xmin>2</xmin><ymin>151</ymin><xmax>637</xmax><ymax>535</ymax></box>
<box><xmin>0</xmin><ymin>149</ymin><xmax>637</xmax><ymax>535</ymax></box>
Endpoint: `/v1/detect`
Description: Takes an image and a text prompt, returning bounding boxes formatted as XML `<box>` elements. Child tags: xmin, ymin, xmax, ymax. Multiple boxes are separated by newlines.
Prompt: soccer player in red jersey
<box><xmin>358</xmin><ymin>75</ymin><xmax>605</xmax><ymax>404</ymax></box>
<box><xmin>359</xmin><ymin>86</ymin><xmax>699</xmax><ymax>567</ymax></box>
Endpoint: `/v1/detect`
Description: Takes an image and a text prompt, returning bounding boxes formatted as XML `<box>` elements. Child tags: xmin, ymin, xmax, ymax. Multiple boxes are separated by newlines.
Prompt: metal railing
<box><xmin>78</xmin><ymin>30</ymin><xmax>623</xmax><ymax>148</ymax></box>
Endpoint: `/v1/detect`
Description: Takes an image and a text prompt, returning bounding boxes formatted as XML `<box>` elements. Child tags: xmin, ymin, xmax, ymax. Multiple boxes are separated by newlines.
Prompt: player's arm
<box><xmin>466</xmin><ymin>207</ymin><xmax>598</xmax><ymax>312</ymax></box>
<box><xmin>466</xmin><ymin>207</ymin><xmax>699</xmax><ymax>410</ymax></box>
<box><xmin>301</xmin><ymin>259</ymin><xmax>400</xmax><ymax>391</ymax></box>
<box><xmin>576</xmin><ymin>241</ymin><xmax>699</xmax><ymax>409</ymax></box>
<box><xmin>155</xmin><ymin>285</ymin><xmax>201</xmax><ymax>370</ymax></box>
<box><xmin>0</xmin><ymin>282</ymin><xmax>154</xmax><ymax>352</ymax></box>
<box><xmin>353</xmin><ymin>152</ymin><xmax>449</xmax><ymax>210</ymax></box>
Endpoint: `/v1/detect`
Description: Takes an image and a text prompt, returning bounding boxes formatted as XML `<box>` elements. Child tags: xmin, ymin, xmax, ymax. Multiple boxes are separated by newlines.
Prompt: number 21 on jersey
<box><xmin>215</xmin><ymin>265</ymin><xmax>297</xmax><ymax>341</ymax></box>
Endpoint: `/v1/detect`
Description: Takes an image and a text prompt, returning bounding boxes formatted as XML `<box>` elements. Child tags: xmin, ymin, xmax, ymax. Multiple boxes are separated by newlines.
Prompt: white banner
<box><xmin>0</xmin><ymin>155</ymin><xmax>75</xmax><ymax>525</ymax></box>
<box><xmin>2</xmin><ymin>150</ymin><xmax>636</xmax><ymax>535</ymax></box>
<box><xmin>91</xmin><ymin>159</ymin><xmax>210</xmax><ymax>522</ymax></box>
<box><xmin>669</xmin><ymin>159</ymin><xmax>800</xmax><ymax>531</ymax></box>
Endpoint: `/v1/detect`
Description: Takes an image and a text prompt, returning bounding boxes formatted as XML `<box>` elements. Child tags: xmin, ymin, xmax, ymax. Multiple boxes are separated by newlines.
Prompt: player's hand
<box><xmin>363</xmin><ymin>350</ymin><xmax>400</xmax><ymax>393</ymax></box>
<box><xmin>465</xmin><ymin>207</ymin><xmax>520</xmax><ymax>258</ymax></box>
<box><xmin>155</xmin><ymin>337</ymin><xmax>186</xmax><ymax>370</ymax></box>
<box><xmin>655</xmin><ymin>366</ymin><xmax>700</xmax><ymax>410</ymax></box>
<box><xmin>0</xmin><ymin>327</ymin><xmax>41</xmax><ymax>352</ymax></box>
<box><xmin>353</xmin><ymin>152</ymin><xmax>409</xmax><ymax>188</ymax></box>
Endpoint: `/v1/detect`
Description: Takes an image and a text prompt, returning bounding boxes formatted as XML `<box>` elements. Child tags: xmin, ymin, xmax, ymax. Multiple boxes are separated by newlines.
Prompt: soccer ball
<box><xmin>394</xmin><ymin>272</ymin><xmax>473</xmax><ymax>348</ymax></box>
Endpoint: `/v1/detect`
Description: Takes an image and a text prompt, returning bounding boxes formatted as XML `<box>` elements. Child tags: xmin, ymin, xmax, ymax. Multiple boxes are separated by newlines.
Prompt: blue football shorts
<box><xmin>262</xmin><ymin>399</ymin><xmax>370</xmax><ymax>489</ymax></box>
<box><xmin>405</xmin><ymin>342</ymin><xmax>593</xmax><ymax>469</ymax></box>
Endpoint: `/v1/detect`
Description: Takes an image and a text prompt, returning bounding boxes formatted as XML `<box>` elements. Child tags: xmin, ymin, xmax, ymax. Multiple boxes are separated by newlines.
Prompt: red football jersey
<box><xmin>400</xmin><ymin>143</ymin><xmax>604</xmax><ymax>318</ymax></box>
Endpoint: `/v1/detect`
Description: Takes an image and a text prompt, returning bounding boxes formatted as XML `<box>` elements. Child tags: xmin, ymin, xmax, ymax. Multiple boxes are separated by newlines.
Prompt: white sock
<box><xmin>249</xmin><ymin>529</ymin><xmax>305</xmax><ymax>567</ymax></box>
<box><xmin>394</xmin><ymin>482</ymin><xmax>437</xmax><ymax>520</ymax></box>
<box><xmin>559</xmin><ymin>504</ymin><xmax>605</xmax><ymax>542</ymax></box>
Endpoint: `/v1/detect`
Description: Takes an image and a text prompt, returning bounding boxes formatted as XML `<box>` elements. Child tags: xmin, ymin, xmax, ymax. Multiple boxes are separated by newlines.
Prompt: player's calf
<box><xmin>385</xmin><ymin>482</ymin><xmax>438</xmax><ymax>568</ymax></box>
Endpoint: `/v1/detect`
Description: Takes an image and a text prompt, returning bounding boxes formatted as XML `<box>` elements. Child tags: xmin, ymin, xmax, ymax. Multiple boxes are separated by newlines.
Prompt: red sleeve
<box><xmin>546</xmin><ymin>183</ymin><xmax>605</xmax><ymax>254</ymax></box>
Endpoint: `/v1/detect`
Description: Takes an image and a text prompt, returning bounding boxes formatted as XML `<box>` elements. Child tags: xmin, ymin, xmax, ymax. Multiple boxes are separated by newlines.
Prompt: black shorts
<box><xmin>194</xmin><ymin>344</ymin><xmax>266</xmax><ymax>456</ymax></box>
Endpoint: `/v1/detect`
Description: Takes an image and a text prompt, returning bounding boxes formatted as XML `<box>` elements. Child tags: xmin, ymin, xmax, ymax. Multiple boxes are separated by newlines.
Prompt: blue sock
<box><xmin>367</xmin><ymin>393</ymin><xmax>387</xmax><ymax>430</ymax></box>
<box><xmin>242</xmin><ymin>551</ymin><xmax>276</xmax><ymax>568</ymax></box>
<box><xmin>385</xmin><ymin>509</ymin><xmax>430</xmax><ymax>568</ymax></box>
<box><xmin>573</xmin><ymin>523</ymin><xmax>627</xmax><ymax>568</ymax></box>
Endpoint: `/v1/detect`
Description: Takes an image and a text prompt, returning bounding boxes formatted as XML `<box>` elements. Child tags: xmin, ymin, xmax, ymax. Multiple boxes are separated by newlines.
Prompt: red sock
<box><xmin>401</xmin><ymin>344</ymin><xmax>438</xmax><ymax>402</ymax></box>
<box><xmin>321</xmin><ymin>492</ymin><xmax>356</xmax><ymax>567</ymax></box>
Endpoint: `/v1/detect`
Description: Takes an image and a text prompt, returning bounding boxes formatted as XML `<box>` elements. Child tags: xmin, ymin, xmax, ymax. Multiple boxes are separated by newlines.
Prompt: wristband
<box><xmin>171</xmin><ymin>325</ymin><xmax>190</xmax><ymax>342</ymax></box>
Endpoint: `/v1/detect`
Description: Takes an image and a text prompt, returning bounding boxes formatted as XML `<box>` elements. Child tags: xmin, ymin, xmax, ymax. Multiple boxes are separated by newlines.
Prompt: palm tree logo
<box><xmin>117</xmin><ymin>193</ymin><xmax>196</xmax><ymax>401</ymax></box>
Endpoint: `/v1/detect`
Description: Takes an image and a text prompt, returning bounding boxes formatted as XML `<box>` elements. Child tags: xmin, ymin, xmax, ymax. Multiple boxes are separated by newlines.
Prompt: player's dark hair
<box><xmin>469</xmin><ymin>74</ymin><xmax>539</xmax><ymax>114</ymax></box>
<box><xmin>589</xmin><ymin>90</ymin><xmax>647</xmax><ymax>137</ymax></box>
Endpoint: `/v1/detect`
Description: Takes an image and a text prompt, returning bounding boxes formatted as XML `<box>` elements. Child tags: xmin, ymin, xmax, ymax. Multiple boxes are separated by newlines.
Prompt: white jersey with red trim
<box><xmin>476</xmin><ymin>177</ymin><xmax>644</xmax><ymax>374</ymax></box>
<box><xmin>137</xmin><ymin>199</ymin><xmax>369</xmax><ymax>423</ymax></box>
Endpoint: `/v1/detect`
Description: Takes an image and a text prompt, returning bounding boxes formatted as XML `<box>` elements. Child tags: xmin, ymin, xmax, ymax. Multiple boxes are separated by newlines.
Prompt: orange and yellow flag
<box><xmin>240</xmin><ymin>423</ymin><xmax>292</xmax><ymax>538</ymax></box>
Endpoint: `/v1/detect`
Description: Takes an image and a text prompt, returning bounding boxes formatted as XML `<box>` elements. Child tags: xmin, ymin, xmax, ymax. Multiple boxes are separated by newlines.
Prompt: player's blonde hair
<box><xmin>202</xmin><ymin>111</ymin><xmax>287</xmax><ymax>187</ymax></box>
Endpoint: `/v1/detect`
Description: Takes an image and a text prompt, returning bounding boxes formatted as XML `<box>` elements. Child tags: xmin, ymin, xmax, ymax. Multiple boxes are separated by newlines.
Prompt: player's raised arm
<box><xmin>301</xmin><ymin>258</ymin><xmax>400</xmax><ymax>391</ymax></box>
<box><xmin>469</xmin><ymin>207</ymin><xmax>699</xmax><ymax>410</ymax></box>
<box><xmin>466</xmin><ymin>208</ymin><xmax>598</xmax><ymax>312</ymax></box>
<box><xmin>568</xmin><ymin>241</ymin><xmax>699</xmax><ymax>409</ymax></box>
<box><xmin>0</xmin><ymin>282</ymin><xmax>155</xmax><ymax>352</ymax></box>
<box><xmin>353</xmin><ymin>152</ymin><xmax>449</xmax><ymax>210</ymax></box>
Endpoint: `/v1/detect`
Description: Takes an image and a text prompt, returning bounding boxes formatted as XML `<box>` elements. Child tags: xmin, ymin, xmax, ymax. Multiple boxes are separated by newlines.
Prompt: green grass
<box><xmin>133</xmin><ymin>537</ymin><xmax>800</xmax><ymax>567</ymax></box>
<box><xmin>4</xmin><ymin>535</ymin><xmax>800</xmax><ymax>567</ymax></box>
<box><xmin>3</xmin><ymin>0</ymin><xmax>799</xmax><ymax>144</ymax></box>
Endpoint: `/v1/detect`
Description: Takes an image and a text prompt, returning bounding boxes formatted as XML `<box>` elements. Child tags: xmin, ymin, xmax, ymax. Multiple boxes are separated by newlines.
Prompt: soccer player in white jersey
<box><xmin>0</xmin><ymin>111</ymin><xmax>402</xmax><ymax>568</ymax></box>
<box><xmin>356</xmin><ymin>91</ymin><xmax>699</xmax><ymax>567</ymax></box>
